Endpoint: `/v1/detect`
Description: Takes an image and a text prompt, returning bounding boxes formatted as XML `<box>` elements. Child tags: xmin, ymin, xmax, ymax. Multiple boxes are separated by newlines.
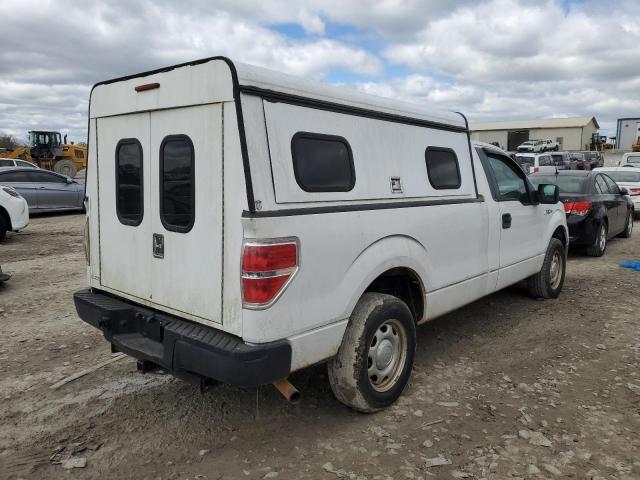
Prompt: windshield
<box><xmin>529</xmin><ymin>174</ymin><xmax>586</xmax><ymax>194</ymax></box>
<box><xmin>605</xmin><ymin>171</ymin><xmax>640</xmax><ymax>182</ymax></box>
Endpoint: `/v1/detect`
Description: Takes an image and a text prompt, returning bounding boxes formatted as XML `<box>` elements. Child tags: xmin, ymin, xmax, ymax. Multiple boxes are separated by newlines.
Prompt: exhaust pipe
<box><xmin>272</xmin><ymin>378</ymin><xmax>301</xmax><ymax>404</ymax></box>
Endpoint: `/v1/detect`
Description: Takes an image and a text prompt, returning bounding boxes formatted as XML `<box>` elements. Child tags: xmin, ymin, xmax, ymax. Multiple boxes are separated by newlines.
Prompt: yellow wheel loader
<box><xmin>0</xmin><ymin>131</ymin><xmax>87</xmax><ymax>177</ymax></box>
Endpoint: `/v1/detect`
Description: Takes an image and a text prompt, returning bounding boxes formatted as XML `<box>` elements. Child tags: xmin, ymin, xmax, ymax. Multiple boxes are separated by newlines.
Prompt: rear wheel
<box><xmin>53</xmin><ymin>159</ymin><xmax>77</xmax><ymax>178</ymax></box>
<box><xmin>619</xmin><ymin>211</ymin><xmax>634</xmax><ymax>238</ymax></box>
<box><xmin>527</xmin><ymin>238</ymin><xmax>566</xmax><ymax>298</ymax></box>
<box><xmin>586</xmin><ymin>223</ymin><xmax>607</xmax><ymax>257</ymax></box>
<box><xmin>328</xmin><ymin>293</ymin><xmax>416</xmax><ymax>413</ymax></box>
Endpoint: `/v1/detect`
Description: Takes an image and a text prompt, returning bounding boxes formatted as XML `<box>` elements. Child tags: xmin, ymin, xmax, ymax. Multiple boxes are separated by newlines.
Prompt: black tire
<box><xmin>527</xmin><ymin>238</ymin><xmax>566</xmax><ymax>299</ymax></box>
<box><xmin>53</xmin><ymin>159</ymin><xmax>77</xmax><ymax>178</ymax></box>
<box><xmin>586</xmin><ymin>222</ymin><xmax>607</xmax><ymax>257</ymax></box>
<box><xmin>619</xmin><ymin>211</ymin><xmax>634</xmax><ymax>238</ymax></box>
<box><xmin>328</xmin><ymin>293</ymin><xmax>416</xmax><ymax>413</ymax></box>
<box><xmin>0</xmin><ymin>214</ymin><xmax>7</xmax><ymax>241</ymax></box>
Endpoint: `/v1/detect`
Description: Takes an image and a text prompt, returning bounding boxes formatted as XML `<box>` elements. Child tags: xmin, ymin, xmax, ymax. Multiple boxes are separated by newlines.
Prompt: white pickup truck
<box><xmin>74</xmin><ymin>57</ymin><xmax>569</xmax><ymax>412</ymax></box>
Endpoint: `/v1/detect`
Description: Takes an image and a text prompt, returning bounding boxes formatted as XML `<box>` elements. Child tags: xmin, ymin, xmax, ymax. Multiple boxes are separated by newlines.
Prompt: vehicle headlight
<box><xmin>1</xmin><ymin>186</ymin><xmax>21</xmax><ymax>198</ymax></box>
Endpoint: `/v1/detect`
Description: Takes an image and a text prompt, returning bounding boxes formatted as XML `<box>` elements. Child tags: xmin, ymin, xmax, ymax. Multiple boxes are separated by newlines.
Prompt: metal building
<box><xmin>615</xmin><ymin>118</ymin><xmax>640</xmax><ymax>150</ymax></box>
<box><xmin>470</xmin><ymin>117</ymin><xmax>599</xmax><ymax>151</ymax></box>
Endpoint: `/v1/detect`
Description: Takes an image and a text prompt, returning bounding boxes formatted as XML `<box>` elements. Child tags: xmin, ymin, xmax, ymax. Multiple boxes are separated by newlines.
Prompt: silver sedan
<box><xmin>0</xmin><ymin>167</ymin><xmax>84</xmax><ymax>213</ymax></box>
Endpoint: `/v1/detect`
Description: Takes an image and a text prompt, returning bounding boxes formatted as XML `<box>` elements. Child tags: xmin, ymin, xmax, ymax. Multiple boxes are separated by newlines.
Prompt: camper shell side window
<box><xmin>291</xmin><ymin>132</ymin><xmax>355</xmax><ymax>192</ymax></box>
<box><xmin>159</xmin><ymin>134</ymin><xmax>195</xmax><ymax>233</ymax></box>
<box><xmin>116</xmin><ymin>138</ymin><xmax>144</xmax><ymax>226</ymax></box>
<box><xmin>425</xmin><ymin>147</ymin><xmax>461</xmax><ymax>190</ymax></box>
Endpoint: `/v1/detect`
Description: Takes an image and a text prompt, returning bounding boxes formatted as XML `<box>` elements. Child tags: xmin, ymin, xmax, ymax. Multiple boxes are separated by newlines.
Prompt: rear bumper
<box><xmin>73</xmin><ymin>289</ymin><xmax>291</xmax><ymax>387</ymax></box>
<box><xmin>567</xmin><ymin>215</ymin><xmax>598</xmax><ymax>245</ymax></box>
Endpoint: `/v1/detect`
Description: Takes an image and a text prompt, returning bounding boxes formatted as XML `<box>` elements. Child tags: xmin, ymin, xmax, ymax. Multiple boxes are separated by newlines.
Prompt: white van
<box><xmin>515</xmin><ymin>152</ymin><xmax>556</xmax><ymax>174</ymax></box>
<box><xmin>75</xmin><ymin>57</ymin><xmax>568</xmax><ymax>412</ymax></box>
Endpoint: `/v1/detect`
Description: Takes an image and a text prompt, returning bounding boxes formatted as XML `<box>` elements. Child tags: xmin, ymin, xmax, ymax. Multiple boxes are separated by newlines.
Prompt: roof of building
<box><xmin>471</xmin><ymin>116</ymin><xmax>599</xmax><ymax>131</ymax></box>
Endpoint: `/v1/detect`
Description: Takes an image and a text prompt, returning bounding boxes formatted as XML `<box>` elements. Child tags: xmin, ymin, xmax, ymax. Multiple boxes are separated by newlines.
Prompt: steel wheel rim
<box><xmin>599</xmin><ymin>226</ymin><xmax>606</xmax><ymax>251</ymax></box>
<box><xmin>549</xmin><ymin>251</ymin><xmax>563</xmax><ymax>290</ymax></box>
<box><xmin>367</xmin><ymin>319</ymin><xmax>407</xmax><ymax>392</ymax></box>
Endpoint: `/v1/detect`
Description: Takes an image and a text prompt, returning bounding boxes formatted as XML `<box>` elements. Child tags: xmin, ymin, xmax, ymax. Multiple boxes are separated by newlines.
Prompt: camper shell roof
<box><xmin>90</xmin><ymin>56</ymin><xmax>467</xmax><ymax>131</ymax></box>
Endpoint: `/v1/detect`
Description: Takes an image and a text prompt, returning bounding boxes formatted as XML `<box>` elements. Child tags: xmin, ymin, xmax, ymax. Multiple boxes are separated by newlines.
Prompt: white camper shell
<box><xmin>75</xmin><ymin>57</ymin><xmax>568</xmax><ymax>411</ymax></box>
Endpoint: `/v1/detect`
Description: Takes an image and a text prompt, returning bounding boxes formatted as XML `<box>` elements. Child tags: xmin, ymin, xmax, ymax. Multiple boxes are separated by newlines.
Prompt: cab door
<box><xmin>479</xmin><ymin>150</ymin><xmax>547</xmax><ymax>288</ymax></box>
<box><xmin>602</xmin><ymin>174</ymin><xmax>627</xmax><ymax>233</ymax></box>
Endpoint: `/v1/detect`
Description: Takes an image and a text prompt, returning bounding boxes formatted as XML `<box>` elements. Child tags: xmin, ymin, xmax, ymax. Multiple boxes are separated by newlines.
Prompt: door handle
<box><xmin>502</xmin><ymin>213</ymin><xmax>512</xmax><ymax>229</ymax></box>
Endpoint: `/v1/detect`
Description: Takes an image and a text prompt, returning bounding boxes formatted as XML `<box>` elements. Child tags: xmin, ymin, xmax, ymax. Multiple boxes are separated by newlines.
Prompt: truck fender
<box><xmin>337</xmin><ymin>234</ymin><xmax>431</xmax><ymax>323</ymax></box>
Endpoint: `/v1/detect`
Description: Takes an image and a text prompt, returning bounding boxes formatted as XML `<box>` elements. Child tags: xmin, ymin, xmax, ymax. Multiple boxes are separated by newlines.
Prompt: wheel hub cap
<box><xmin>367</xmin><ymin>319</ymin><xmax>408</xmax><ymax>393</ymax></box>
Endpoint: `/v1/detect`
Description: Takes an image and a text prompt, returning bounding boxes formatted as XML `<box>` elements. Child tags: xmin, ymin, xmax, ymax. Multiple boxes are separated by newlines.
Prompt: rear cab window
<box><xmin>160</xmin><ymin>135</ymin><xmax>195</xmax><ymax>232</ymax></box>
<box><xmin>291</xmin><ymin>132</ymin><xmax>355</xmax><ymax>192</ymax></box>
<box><xmin>530</xmin><ymin>174</ymin><xmax>586</xmax><ymax>194</ymax></box>
<box><xmin>116</xmin><ymin>139</ymin><xmax>144</xmax><ymax>226</ymax></box>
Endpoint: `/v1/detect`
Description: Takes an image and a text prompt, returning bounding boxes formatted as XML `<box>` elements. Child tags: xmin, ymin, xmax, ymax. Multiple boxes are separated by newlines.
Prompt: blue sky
<box><xmin>1</xmin><ymin>0</ymin><xmax>639</xmax><ymax>140</ymax></box>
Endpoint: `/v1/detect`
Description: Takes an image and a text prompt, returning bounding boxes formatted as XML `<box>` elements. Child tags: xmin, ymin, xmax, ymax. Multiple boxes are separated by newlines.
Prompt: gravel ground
<box><xmin>1</xmin><ymin>186</ymin><xmax>639</xmax><ymax>479</ymax></box>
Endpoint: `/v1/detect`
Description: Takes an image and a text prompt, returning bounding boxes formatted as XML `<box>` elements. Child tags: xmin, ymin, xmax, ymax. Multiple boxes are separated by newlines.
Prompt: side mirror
<box><xmin>620</xmin><ymin>187</ymin><xmax>629</xmax><ymax>196</ymax></box>
<box><xmin>65</xmin><ymin>177</ymin><xmax>73</xmax><ymax>184</ymax></box>
<box><xmin>538</xmin><ymin>184</ymin><xmax>559</xmax><ymax>204</ymax></box>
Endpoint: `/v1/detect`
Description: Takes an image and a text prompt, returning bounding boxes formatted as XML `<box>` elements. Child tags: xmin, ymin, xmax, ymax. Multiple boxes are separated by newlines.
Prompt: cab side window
<box><xmin>486</xmin><ymin>153</ymin><xmax>528</xmax><ymax>202</ymax></box>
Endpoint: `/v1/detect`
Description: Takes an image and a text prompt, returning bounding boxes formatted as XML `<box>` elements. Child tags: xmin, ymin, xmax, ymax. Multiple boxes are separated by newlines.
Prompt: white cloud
<box><xmin>0</xmin><ymin>0</ymin><xmax>638</xmax><ymax>140</ymax></box>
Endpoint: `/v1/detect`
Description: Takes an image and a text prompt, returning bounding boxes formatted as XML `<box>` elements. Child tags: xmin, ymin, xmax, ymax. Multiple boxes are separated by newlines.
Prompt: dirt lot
<box><xmin>1</xmin><ymin>212</ymin><xmax>639</xmax><ymax>480</ymax></box>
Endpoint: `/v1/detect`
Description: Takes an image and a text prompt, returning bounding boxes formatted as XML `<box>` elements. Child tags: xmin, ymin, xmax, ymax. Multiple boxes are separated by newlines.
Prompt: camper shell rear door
<box><xmin>90</xmin><ymin>59</ymin><xmax>235</xmax><ymax>327</ymax></box>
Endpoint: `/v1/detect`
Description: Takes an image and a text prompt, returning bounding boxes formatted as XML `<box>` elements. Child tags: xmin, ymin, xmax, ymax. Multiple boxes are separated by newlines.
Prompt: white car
<box><xmin>542</xmin><ymin>139</ymin><xmax>559</xmax><ymax>151</ymax></box>
<box><xmin>594</xmin><ymin>166</ymin><xmax>640</xmax><ymax>217</ymax></box>
<box><xmin>0</xmin><ymin>184</ymin><xmax>29</xmax><ymax>240</ymax></box>
<box><xmin>515</xmin><ymin>153</ymin><xmax>556</xmax><ymax>174</ymax></box>
<box><xmin>517</xmin><ymin>140</ymin><xmax>545</xmax><ymax>153</ymax></box>
<box><xmin>74</xmin><ymin>57</ymin><xmax>568</xmax><ymax>412</ymax></box>
<box><xmin>619</xmin><ymin>152</ymin><xmax>640</xmax><ymax>168</ymax></box>
<box><xmin>0</xmin><ymin>157</ymin><xmax>39</xmax><ymax>169</ymax></box>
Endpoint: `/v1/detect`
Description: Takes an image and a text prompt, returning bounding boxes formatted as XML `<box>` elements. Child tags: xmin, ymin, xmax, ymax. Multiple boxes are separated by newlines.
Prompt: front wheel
<box><xmin>527</xmin><ymin>238</ymin><xmax>566</xmax><ymax>298</ymax></box>
<box><xmin>586</xmin><ymin>223</ymin><xmax>607</xmax><ymax>257</ymax></box>
<box><xmin>328</xmin><ymin>293</ymin><xmax>416</xmax><ymax>413</ymax></box>
<box><xmin>0</xmin><ymin>214</ymin><xmax>7</xmax><ymax>241</ymax></box>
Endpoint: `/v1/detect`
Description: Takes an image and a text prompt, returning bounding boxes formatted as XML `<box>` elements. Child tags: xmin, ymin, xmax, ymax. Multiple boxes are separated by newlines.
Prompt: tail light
<box><xmin>628</xmin><ymin>187</ymin><xmax>640</xmax><ymax>196</ymax></box>
<box><xmin>531</xmin><ymin>167</ymin><xmax>540</xmax><ymax>173</ymax></box>
<box><xmin>564</xmin><ymin>201</ymin><xmax>592</xmax><ymax>216</ymax></box>
<box><xmin>241</xmin><ymin>238</ymin><xmax>299</xmax><ymax>308</ymax></box>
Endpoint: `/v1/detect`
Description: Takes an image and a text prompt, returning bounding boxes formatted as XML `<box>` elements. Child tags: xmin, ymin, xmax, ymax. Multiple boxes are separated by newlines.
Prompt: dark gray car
<box><xmin>0</xmin><ymin>167</ymin><xmax>84</xmax><ymax>213</ymax></box>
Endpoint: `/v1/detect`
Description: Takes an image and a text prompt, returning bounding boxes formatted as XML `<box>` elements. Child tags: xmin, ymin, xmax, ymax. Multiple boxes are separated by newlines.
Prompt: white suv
<box><xmin>74</xmin><ymin>57</ymin><xmax>569</xmax><ymax>411</ymax></box>
<box><xmin>515</xmin><ymin>153</ymin><xmax>556</xmax><ymax>174</ymax></box>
